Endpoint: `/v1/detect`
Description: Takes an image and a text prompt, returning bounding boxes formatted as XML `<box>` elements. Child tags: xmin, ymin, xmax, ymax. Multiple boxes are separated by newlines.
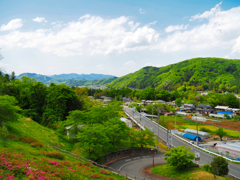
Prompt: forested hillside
<box><xmin>107</xmin><ymin>57</ymin><xmax>240</xmax><ymax>92</ymax></box>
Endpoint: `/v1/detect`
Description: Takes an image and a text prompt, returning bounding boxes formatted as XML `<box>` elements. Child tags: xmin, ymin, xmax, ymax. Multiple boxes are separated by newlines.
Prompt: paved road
<box><xmin>108</xmin><ymin>153</ymin><xmax>166</xmax><ymax>180</ymax></box>
<box><xmin>124</xmin><ymin>107</ymin><xmax>240</xmax><ymax>179</ymax></box>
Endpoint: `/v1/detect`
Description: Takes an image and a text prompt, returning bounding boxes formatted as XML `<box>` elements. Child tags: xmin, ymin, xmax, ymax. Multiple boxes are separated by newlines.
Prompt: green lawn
<box><xmin>151</xmin><ymin>164</ymin><xmax>231</xmax><ymax>180</ymax></box>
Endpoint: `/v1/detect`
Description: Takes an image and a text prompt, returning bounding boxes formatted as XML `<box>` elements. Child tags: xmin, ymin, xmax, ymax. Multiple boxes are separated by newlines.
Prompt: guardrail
<box><xmin>47</xmin><ymin>143</ymin><xmax>146</xmax><ymax>180</ymax></box>
<box><xmin>124</xmin><ymin>109</ymin><xmax>145</xmax><ymax>130</ymax></box>
<box><xmin>124</xmin><ymin>107</ymin><xmax>240</xmax><ymax>163</ymax></box>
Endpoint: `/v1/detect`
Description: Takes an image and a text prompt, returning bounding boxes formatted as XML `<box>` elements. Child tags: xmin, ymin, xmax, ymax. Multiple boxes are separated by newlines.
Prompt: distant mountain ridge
<box><xmin>16</xmin><ymin>73</ymin><xmax>116</xmax><ymax>86</ymax></box>
<box><xmin>49</xmin><ymin>73</ymin><xmax>114</xmax><ymax>80</ymax></box>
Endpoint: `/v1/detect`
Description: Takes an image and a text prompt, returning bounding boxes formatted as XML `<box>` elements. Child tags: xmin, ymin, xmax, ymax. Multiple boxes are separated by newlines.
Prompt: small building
<box><xmin>196</xmin><ymin>104</ymin><xmax>214</xmax><ymax>115</ymax></box>
<box><xmin>103</xmin><ymin>97</ymin><xmax>114</xmax><ymax>103</ymax></box>
<box><xmin>183</xmin><ymin>133</ymin><xmax>202</xmax><ymax>142</ymax></box>
<box><xmin>65</xmin><ymin>124</ymin><xmax>84</xmax><ymax>139</ymax></box>
<box><xmin>179</xmin><ymin>104</ymin><xmax>195</xmax><ymax>112</ymax></box>
<box><xmin>146</xmin><ymin>100</ymin><xmax>154</xmax><ymax>104</ymax></box>
<box><xmin>215</xmin><ymin>106</ymin><xmax>230</xmax><ymax>112</ymax></box>
<box><xmin>99</xmin><ymin>96</ymin><xmax>106</xmax><ymax>100</ymax></box>
<box><xmin>120</xmin><ymin>118</ymin><xmax>132</xmax><ymax>128</ymax></box>
<box><xmin>184</xmin><ymin>128</ymin><xmax>210</xmax><ymax>139</ymax></box>
<box><xmin>123</xmin><ymin>97</ymin><xmax>132</xmax><ymax>102</ymax></box>
<box><xmin>165</xmin><ymin>101</ymin><xmax>176</xmax><ymax>107</ymax></box>
<box><xmin>154</xmin><ymin>100</ymin><xmax>166</xmax><ymax>104</ymax></box>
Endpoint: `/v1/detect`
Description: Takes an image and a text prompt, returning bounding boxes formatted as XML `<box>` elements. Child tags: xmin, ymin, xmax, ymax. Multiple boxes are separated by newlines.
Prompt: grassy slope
<box><xmin>151</xmin><ymin>164</ymin><xmax>231</xmax><ymax>180</ymax></box>
<box><xmin>107</xmin><ymin>57</ymin><xmax>240</xmax><ymax>89</ymax></box>
<box><xmin>0</xmin><ymin>116</ymin><xmax>128</xmax><ymax>179</ymax></box>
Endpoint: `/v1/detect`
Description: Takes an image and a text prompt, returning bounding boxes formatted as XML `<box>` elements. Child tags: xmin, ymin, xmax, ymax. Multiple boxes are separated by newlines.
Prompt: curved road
<box><xmin>124</xmin><ymin>107</ymin><xmax>240</xmax><ymax>179</ymax></box>
<box><xmin>108</xmin><ymin>153</ymin><xmax>166</xmax><ymax>180</ymax></box>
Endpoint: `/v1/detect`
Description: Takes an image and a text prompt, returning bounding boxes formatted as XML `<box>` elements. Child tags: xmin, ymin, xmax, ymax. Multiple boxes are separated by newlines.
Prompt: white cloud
<box><xmin>0</xmin><ymin>63</ymin><xmax>10</xmax><ymax>67</ymax></box>
<box><xmin>154</xmin><ymin>2</ymin><xmax>240</xmax><ymax>55</ymax></box>
<box><xmin>231</xmin><ymin>36</ymin><xmax>240</xmax><ymax>54</ymax></box>
<box><xmin>97</xmin><ymin>64</ymin><xmax>104</xmax><ymax>70</ymax></box>
<box><xmin>165</xmin><ymin>24</ymin><xmax>189</xmax><ymax>33</ymax></box>
<box><xmin>128</xmin><ymin>21</ymin><xmax>140</xmax><ymax>31</ymax></box>
<box><xmin>124</xmin><ymin>61</ymin><xmax>136</xmax><ymax>66</ymax></box>
<box><xmin>79</xmin><ymin>14</ymin><xmax>91</xmax><ymax>20</ymax></box>
<box><xmin>190</xmin><ymin>2</ymin><xmax>222</xmax><ymax>21</ymax></box>
<box><xmin>139</xmin><ymin>8</ymin><xmax>145</xmax><ymax>14</ymax></box>
<box><xmin>2</xmin><ymin>3</ymin><xmax>240</xmax><ymax>59</ymax></box>
<box><xmin>51</xmin><ymin>21</ymin><xmax>64</xmax><ymax>28</ymax></box>
<box><xmin>33</xmin><ymin>17</ymin><xmax>47</xmax><ymax>23</ymax></box>
<box><xmin>0</xmin><ymin>15</ymin><xmax>159</xmax><ymax>56</ymax></box>
<box><xmin>0</xmin><ymin>19</ymin><xmax>23</xmax><ymax>31</ymax></box>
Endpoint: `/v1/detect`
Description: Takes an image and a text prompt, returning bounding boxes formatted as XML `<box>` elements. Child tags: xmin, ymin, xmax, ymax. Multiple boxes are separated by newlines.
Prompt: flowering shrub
<box><xmin>43</xmin><ymin>152</ymin><xmax>65</xmax><ymax>160</ymax></box>
<box><xmin>0</xmin><ymin>147</ymin><xmax>125</xmax><ymax>179</ymax></box>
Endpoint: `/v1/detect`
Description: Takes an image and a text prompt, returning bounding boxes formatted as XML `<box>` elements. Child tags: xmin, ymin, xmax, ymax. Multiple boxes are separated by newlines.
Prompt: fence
<box><xmin>46</xmin><ymin>143</ymin><xmax>146</xmax><ymax>180</ymax></box>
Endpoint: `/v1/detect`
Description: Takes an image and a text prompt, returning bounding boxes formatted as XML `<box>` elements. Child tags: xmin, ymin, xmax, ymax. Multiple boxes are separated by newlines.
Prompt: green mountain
<box><xmin>107</xmin><ymin>57</ymin><xmax>240</xmax><ymax>90</ymax></box>
<box><xmin>17</xmin><ymin>73</ymin><xmax>52</xmax><ymax>84</ymax></box>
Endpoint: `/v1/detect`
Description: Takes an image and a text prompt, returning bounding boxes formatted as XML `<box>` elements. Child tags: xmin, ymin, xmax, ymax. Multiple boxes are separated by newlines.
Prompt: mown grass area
<box><xmin>151</xmin><ymin>164</ymin><xmax>232</xmax><ymax>180</ymax></box>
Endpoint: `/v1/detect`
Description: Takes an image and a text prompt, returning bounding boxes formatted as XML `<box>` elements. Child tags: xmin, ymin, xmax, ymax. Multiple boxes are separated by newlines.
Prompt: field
<box><xmin>151</xmin><ymin>164</ymin><xmax>231</xmax><ymax>180</ymax></box>
<box><xmin>153</xmin><ymin>116</ymin><xmax>240</xmax><ymax>139</ymax></box>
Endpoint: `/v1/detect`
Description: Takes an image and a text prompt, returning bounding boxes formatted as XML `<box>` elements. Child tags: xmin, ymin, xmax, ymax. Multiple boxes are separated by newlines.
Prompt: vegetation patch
<box><xmin>0</xmin><ymin>147</ymin><xmax>128</xmax><ymax>180</ymax></box>
<box><xmin>151</xmin><ymin>164</ymin><xmax>231</xmax><ymax>180</ymax></box>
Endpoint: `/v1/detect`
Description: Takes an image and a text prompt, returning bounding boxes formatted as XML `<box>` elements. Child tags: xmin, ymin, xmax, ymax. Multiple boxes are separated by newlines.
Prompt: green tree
<box><xmin>175</xmin><ymin>98</ymin><xmax>183</xmax><ymax>107</ymax></box>
<box><xmin>164</xmin><ymin>146</ymin><xmax>195</xmax><ymax>169</ymax></box>
<box><xmin>64</xmin><ymin>110</ymin><xmax>87</xmax><ymax>138</ymax></box>
<box><xmin>211</xmin><ymin>156</ymin><xmax>229</xmax><ymax>176</ymax></box>
<box><xmin>42</xmin><ymin>83</ymin><xmax>82</xmax><ymax>127</ymax></box>
<box><xmin>136</xmin><ymin>129</ymin><xmax>155</xmax><ymax>148</ymax></box>
<box><xmin>0</xmin><ymin>95</ymin><xmax>20</xmax><ymax>125</ymax></box>
<box><xmin>76</xmin><ymin>124</ymin><xmax>110</xmax><ymax>159</ymax></box>
<box><xmin>225</xmin><ymin>93</ymin><xmax>239</xmax><ymax>108</ymax></box>
<box><xmin>87</xmin><ymin>106</ymin><xmax>119</xmax><ymax>124</ymax></box>
<box><xmin>11</xmin><ymin>71</ymin><xmax>15</xmax><ymax>81</ymax></box>
<box><xmin>103</xmin><ymin>118</ymin><xmax>129</xmax><ymax>151</ymax></box>
<box><xmin>136</xmin><ymin>105</ymin><xmax>142</xmax><ymax>112</ymax></box>
<box><xmin>129</xmin><ymin>129</ymin><xmax>139</xmax><ymax>147</ymax></box>
<box><xmin>0</xmin><ymin>123</ymin><xmax>9</xmax><ymax>147</ymax></box>
<box><xmin>215</xmin><ymin>127</ymin><xmax>227</xmax><ymax>141</ymax></box>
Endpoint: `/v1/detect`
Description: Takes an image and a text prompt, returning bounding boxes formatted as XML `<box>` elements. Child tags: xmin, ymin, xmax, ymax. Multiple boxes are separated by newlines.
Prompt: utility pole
<box><xmin>175</xmin><ymin>111</ymin><xmax>177</xmax><ymax>130</ymax></box>
<box><xmin>158</xmin><ymin>108</ymin><xmax>160</xmax><ymax>138</ymax></box>
<box><xmin>196</xmin><ymin>118</ymin><xmax>198</xmax><ymax>146</ymax></box>
<box><xmin>152</xmin><ymin>104</ymin><xmax>153</xmax><ymax>121</ymax></box>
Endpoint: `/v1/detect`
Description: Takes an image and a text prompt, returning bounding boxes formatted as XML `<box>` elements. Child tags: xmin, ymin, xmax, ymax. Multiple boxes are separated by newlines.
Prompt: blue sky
<box><xmin>1</xmin><ymin>0</ymin><xmax>240</xmax><ymax>76</ymax></box>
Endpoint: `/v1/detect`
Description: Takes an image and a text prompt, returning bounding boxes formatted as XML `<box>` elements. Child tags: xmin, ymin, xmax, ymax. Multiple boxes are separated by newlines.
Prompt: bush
<box><xmin>8</xmin><ymin>133</ymin><xmax>19</xmax><ymax>140</ymax></box>
<box><xmin>199</xmin><ymin>127</ymin><xmax>211</xmax><ymax>133</ymax></box>
<box><xmin>44</xmin><ymin>151</ymin><xmax>65</xmax><ymax>160</ymax></box>
<box><xmin>211</xmin><ymin>156</ymin><xmax>229</xmax><ymax>176</ymax></box>
<box><xmin>19</xmin><ymin>136</ymin><xmax>38</xmax><ymax>144</ymax></box>
<box><xmin>31</xmin><ymin>142</ymin><xmax>44</xmax><ymax>148</ymax></box>
<box><xmin>164</xmin><ymin>146</ymin><xmax>195</xmax><ymax>169</ymax></box>
<box><xmin>203</xmin><ymin>163</ymin><xmax>212</xmax><ymax>173</ymax></box>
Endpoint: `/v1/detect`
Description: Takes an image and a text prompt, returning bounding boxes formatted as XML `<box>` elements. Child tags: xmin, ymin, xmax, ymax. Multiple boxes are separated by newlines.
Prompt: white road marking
<box><xmin>125</xmin><ymin>159</ymin><xmax>131</xmax><ymax>161</ymax></box>
<box><xmin>133</xmin><ymin>157</ymin><xmax>140</xmax><ymax>159</ymax></box>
